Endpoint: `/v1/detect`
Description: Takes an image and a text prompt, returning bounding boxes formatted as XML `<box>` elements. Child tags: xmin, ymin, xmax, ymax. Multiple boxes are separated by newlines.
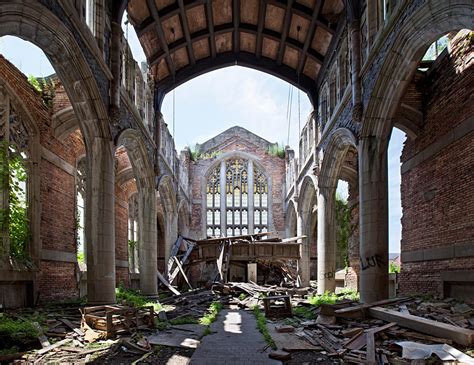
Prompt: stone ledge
<box><xmin>41</xmin><ymin>249</ymin><xmax>77</xmax><ymax>263</ymax></box>
<box><xmin>402</xmin><ymin>242</ymin><xmax>474</xmax><ymax>263</ymax></box>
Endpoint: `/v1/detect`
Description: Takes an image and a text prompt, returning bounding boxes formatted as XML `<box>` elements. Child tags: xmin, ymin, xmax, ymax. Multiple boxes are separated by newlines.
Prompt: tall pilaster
<box><xmin>0</xmin><ymin>85</ymin><xmax>9</xmax><ymax>261</ymax></box>
<box><xmin>358</xmin><ymin>136</ymin><xmax>389</xmax><ymax>303</ymax></box>
<box><xmin>139</xmin><ymin>187</ymin><xmax>158</xmax><ymax>296</ymax></box>
<box><xmin>86</xmin><ymin>137</ymin><xmax>116</xmax><ymax>304</ymax></box>
<box><xmin>317</xmin><ymin>186</ymin><xmax>336</xmax><ymax>294</ymax></box>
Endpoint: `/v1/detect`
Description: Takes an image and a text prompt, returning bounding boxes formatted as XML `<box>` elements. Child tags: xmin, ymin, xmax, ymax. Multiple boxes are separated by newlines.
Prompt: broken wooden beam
<box><xmin>368</xmin><ymin>306</ymin><xmax>474</xmax><ymax>346</ymax></box>
<box><xmin>334</xmin><ymin>297</ymin><xmax>411</xmax><ymax>318</ymax></box>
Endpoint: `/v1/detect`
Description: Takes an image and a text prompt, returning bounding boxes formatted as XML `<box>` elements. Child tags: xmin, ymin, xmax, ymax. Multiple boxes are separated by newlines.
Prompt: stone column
<box><xmin>138</xmin><ymin>187</ymin><xmax>158</xmax><ymax>296</ymax></box>
<box><xmin>358</xmin><ymin>136</ymin><xmax>389</xmax><ymax>303</ymax></box>
<box><xmin>296</xmin><ymin>211</ymin><xmax>310</xmax><ymax>286</ymax></box>
<box><xmin>86</xmin><ymin>137</ymin><xmax>116</xmax><ymax>304</ymax></box>
<box><xmin>0</xmin><ymin>85</ymin><xmax>9</xmax><ymax>261</ymax></box>
<box><xmin>317</xmin><ymin>186</ymin><xmax>336</xmax><ymax>294</ymax></box>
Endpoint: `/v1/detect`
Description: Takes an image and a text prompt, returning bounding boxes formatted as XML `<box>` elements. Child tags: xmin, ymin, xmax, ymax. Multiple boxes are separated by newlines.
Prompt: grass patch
<box><xmin>199</xmin><ymin>302</ymin><xmax>222</xmax><ymax>326</ymax></box>
<box><xmin>252</xmin><ymin>306</ymin><xmax>277</xmax><ymax>350</ymax></box>
<box><xmin>115</xmin><ymin>285</ymin><xmax>162</xmax><ymax>312</ymax></box>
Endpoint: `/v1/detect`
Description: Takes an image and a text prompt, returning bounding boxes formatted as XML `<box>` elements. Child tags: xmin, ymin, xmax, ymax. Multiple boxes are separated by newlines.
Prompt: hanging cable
<box><xmin>286</xmin><ymin>83</ymin><xmax>292</xmax><ymax>146</ymax></box>
<box><xmin>296</xmin><ymin>25</ymin><xmax>301</xmax><ymax>138</ymax></box>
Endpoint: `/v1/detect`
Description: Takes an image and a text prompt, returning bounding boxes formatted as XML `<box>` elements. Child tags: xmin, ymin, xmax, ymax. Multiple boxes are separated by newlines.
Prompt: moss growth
<box><xmin>170</xmin><ymin>316</ymin><xmax>199</xmax><ymax>325</ymax></box>
<box><xmin>252</xmin><ymin>306</ymin><xmax>276</xmax><ymax>349</ymax></box>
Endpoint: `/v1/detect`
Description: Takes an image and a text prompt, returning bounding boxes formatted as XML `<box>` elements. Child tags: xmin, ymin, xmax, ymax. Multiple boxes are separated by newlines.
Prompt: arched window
<box><xmin>205</xmin><ymin>158</ymin><xmax>269</xmax><ymax>237</ymax></box>
<box><xmin>76</xmin><ymin>157</ymin><xmax>87</xmax><ymax>266</ymax></box>
<box><xmin>128</xmin><ymin>193</ymin><xmax>139</xmax><ymax>273</ymax></box>
<box><xmin>0</xmin><ymin>99</ymin><xmax>30</xmax><ymax>259</ymax></box>
<box><xmin>253</xmin><ymin>165</ymin><xmax>268</xmax><ymax>233</ymax></box>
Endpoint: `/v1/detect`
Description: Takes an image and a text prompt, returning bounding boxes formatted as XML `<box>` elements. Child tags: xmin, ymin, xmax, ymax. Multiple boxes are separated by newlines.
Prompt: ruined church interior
<box><xmin>0</xmin><ymin>0</ymin><xmax>473</xmax><ymax>363</ymax></box>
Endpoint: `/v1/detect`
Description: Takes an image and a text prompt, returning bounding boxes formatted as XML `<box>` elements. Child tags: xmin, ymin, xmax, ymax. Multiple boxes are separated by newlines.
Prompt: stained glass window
<box><xmin>254</xmin><ymin>164</ymin><xmax>269</xmax><ymax>233</ymax></box>
<box><xmin>205</xmin><ymin>158</ymin><xmax>268</xmax><ymax>237</ymax></box>
<box><xmin>206</xmin><ymin>164</ymin><xmax>221</xmax><ymax>237</ymax></box>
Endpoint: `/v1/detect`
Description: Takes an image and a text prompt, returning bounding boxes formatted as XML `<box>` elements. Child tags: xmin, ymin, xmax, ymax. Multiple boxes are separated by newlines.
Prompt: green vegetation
<box><xmin>238</xmin><ymin>293</ymin><xmax>247</xmax><ymax>301</ymax></box>
<box><xmin>188</xmin><ymin>144</ymin><xmax>220</xmax><ymax>161</ymax></box>
<box><xmin>389</xmin><ymin>261</ymin><xmax>400</xmax><ymax>273</ymax></box>
<box><xmin>27</xmin><ymin>75</ymin><xmax>42</xmax><ymax>92</ymax></box>
<box><xmin>128</xmin><ymin>239</ymin><xmax>137</xmax><ymax>250</ymax></box>
<box><xmin>252</xmin><ymin>306</ymin><xmax>276</xmax><ymax>349</ymax></box>
<box><xmin>267</xmin><ymin>143</ymin><xmax>286</xmax><ymax>159</ymax></box>
<box><xmin>0</xmin><ymin>316</ymin><xmax>39</xmax><ymax>350</ymax></box>
<box><xmin>335</xmin><ymin>193</ymin><xmax>354</xmax><ymax>268</ymax></box>
<box><xmin>115</xmin><ymin>285</ymin><xmax>162</xmax><ymax>312</ymax></box>
<box><xmin>308</xmin><ymin>289</ymin><xmax>359</xmax><ymax>306</ymax></box>
<box><xmin>292</xmin><ymin>306</ymin><xmax>316</xmax><ymax>320</ymax></box>
<box><xmin>199</xmin><ymin>301</ymin><xmax>222</xmax><ymax>326</ymax></box>
<box><xmin>0</xmin><ymin>143</ymin><xmax>30</xmax><ymax>259</ymax></box>
<box><xmin>77</xmin><ymin>251</ymin><xmax>85</xmax><ymax>265</ymax></box>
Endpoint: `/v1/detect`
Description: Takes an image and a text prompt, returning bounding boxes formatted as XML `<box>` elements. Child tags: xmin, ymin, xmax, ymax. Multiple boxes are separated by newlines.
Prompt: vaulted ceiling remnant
<box><xmin>127</xmin><ymin>0</ymin><xmax>345</xmax><ymax>107</ymax></box>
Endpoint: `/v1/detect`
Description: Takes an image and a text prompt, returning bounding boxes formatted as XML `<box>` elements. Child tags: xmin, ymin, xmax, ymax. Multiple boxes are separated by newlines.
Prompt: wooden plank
<box><xmin>37</xmin><ymin>338</ymin><xmax>72</xmax><ymax>355</ymax></box>
<box><xmin>174</xmin><ymin>256</ymin><xmax>193</xmax><ymax>289</ymax></box>
<box><xmin>366</xmin><ymin>330</ymin><xmax>376</xmax><ymax>364</ymax></box>
<box><xmin>335</xmin><ymin>297</ymin><xmax>411</xmax><ymax>318</ymax></box>
<box><xmin>368</xmin><ymin>306</ymin><xmax>474</xmax><ymax>346</ymax></box>
<box><xmin>345</xmin><ymin>322</ymin><xmax>397</xmax><ymax>351</ymax></box>
<box><xmin>157</xmin><ymin>271</ymin><xmax>181</xmax><ymax>296</ymax></box>
<box><xmin>216</xmin><ymin>242</ymin><xmax>225</xmax><ymax>281</ymax></box>
<box><xmin>32</xmin><ymin>322</ymin><xmax>50</xmax><ymax>348</ymax></box>
<box><xmin>59</xmin><ymin>318</ymin><xmax>84</xmax><ymax>336</ymax></box>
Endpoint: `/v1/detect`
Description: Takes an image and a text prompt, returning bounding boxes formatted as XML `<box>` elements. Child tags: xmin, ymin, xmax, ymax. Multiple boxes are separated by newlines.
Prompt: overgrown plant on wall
<box><xmin>0</xmin><ymin>143</ymin><xmax>30</xmax><ymax>259</ymax></box>
<box><xmin>335</xmin><ymin>193</ymin><xmax>352</xmax><ymax>268</ymax></box>
<box><xmin>188</xmin><ymin>144</ymin><xmax>220</xmax><ymax>161</ymax></box>
<box><xmin>267</xmin><ymin>142</ymin><xmax>285</xmax><ymax>159</ymax></box>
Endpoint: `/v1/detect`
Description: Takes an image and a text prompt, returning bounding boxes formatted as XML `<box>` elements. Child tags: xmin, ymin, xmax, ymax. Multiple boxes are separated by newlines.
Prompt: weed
<box><xmin>308</xmin><ymin>290</ymin><xmax>359</xmax><ymax>306</ymax></box>
<box><xmin>238</xmin><ymin>293</ymin><xmax>247</xmax><ymax>301</ymax></box>
<box><xmin>293</xmin><ymin>306</ymin><xmax>316</xmax><ymax>320</ymax></box>
<box><xmin>252</xmin><ymin>306</ymin><xmax>276</xmax><ymax>350</ymax></box>
<box><xmin>199</xmin><ymin>302</ymin><xmax>222</xmax><ymax>326</ymax></box>
<box><xmin>115</xmin><ymin>285</ymin><xmax>162</xmax><ymax>312</ymax></box>
<box><xmin>267</xmin><ymin>143</ymin><xmax>286</xmax><ymax>159</ymax></box>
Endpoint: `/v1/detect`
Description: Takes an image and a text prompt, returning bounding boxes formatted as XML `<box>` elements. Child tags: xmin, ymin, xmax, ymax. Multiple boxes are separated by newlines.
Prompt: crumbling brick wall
<box><xmin>398</xmin><ymin>32</ymin><xmax>474</xmax><ymax>296</ymax></box>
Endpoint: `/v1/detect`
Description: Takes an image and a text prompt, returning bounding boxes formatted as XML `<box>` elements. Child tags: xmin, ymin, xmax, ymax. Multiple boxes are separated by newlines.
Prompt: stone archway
<box><xmin>117</xmin><ymin>129</ymin><xmax>157</xmax><ymax>296</ymax></box>
<box><xmin>0</xmin><ymin>0</ymin><xmax>115</xmax><ymax>303</ymax></box>
<box><xmin>177</xmin><ymin>200</ymin><xmax>191</xmax><ymax>237</ymax></box>
<box><xmin>318</xmin><ymin>128</ymin><xmax>358</xmax><ymax>294</ymax></box>
<box><xmin>297</xmin><ymin>175</ymin><xmax>318</xmax><ymax>286</ymax></box>
<box><xmin>359</xmin><ymin>0</ymin><xmax>473</xmax><ymax>303</ymax></box>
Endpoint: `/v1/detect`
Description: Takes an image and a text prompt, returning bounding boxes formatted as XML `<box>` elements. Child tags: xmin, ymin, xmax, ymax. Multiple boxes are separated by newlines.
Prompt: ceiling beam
<box><xmin>233</xmin><ymin>0</ymin><xmax>240</xmax><ymax>54</ymax></box>
<box><xmin>178</xmin><ymin>0</ymin><xmax>196</xmax><ymax>65</ymax></box>
<box><xmin>297</xmin><ymin>0</ymin><xmax>324</xmax><ymax>75</ymax></box>
<box><xmin>277</xmin><ymin>0</ymin><xmax>293</xmax><ymax>65</ymax></box>
<box><xmin>148</xmin><ymin>22</ymin><xmax>324</xmax><ymax>67</ymax></box>
<box><xmin>205</xmin><ymin>0</ymin><xmax>217</xmax><ymax>58</ymax></box>
<box><xmin>146</xmin><ymin>0</ymin><xmax>176</xmax><ymax>76</ymax></box>
<box><xmin>255</xmin><ymin>0</ymin><xmax>266</xmax><ymax>58</ymax></box>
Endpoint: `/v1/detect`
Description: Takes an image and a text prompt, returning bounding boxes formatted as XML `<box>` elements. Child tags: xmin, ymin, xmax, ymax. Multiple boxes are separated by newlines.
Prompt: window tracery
<box><xmin>206</xmin><ymin>158</ymin><xmax>269</xmax><ymax>237</ymax></box>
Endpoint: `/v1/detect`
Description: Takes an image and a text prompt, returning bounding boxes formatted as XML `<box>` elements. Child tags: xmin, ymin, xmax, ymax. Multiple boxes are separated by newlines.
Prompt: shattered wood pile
<box><xmin>268</xmin><ymin>297</ymin><xmax>474</xmax><ymax>363</ymax></box>
<box><xmin>81</xmin><ymin>305</ymin><xmax>155</xmax><ymax>339</ymax></box>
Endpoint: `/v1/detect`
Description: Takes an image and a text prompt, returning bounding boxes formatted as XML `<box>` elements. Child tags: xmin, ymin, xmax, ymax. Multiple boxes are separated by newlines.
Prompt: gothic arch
<box><xmin>177</xmin><ymin>199</ymin><xmax>191</xmax><ymax>237</ymax></box>
<box><xmin>362</xmin><ymin>0</ymin><xmax>474</xmax><ymax>140</ymax></box>
<box><xmin>286</xmin><ymin>200</ymin><xmax>298</xmax><ymax>238</ymax></box>
<box><xmin>116</xmin><ymin>129</ymin><xmax>154</xmax><ymax>190</ymax></box>
<box><xmin>319</xmin><ymin>128</ymin><xmax>357</xmax><ymax>189</ymax></box>
<box><xmin>0</xmin><ymin>1</ymin><xmax>111</xmax><ymax>144</ymax></box>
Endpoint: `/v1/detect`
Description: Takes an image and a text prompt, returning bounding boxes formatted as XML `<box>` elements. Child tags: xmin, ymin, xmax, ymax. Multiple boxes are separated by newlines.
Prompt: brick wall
<box><xmin>189</xmin><ymin>130</ymin><xmax>286</xmax><ymax>239</ymax></box>
<box><xmin>398</xmin><ymin>32</ymin><xmax>474</xmax><ymax>296</ymax></box>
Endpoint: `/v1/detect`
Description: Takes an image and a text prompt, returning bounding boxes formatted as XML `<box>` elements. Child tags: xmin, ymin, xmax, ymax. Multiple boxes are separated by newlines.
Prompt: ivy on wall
<box><xmin>0</xmin><ymin>142</ymin><xmax>30</xmax><ymax>259</ymax></box>
<box><xmin>335</xmin><ymin>193</ymin><xmax>352</xmax><ymax>268</ymax></box>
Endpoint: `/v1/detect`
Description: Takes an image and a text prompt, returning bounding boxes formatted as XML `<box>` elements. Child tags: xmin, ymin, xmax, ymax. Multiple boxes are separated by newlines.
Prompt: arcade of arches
<box><xmin>0</xmin><ymin>0</ymin><xmax>472</xmax><ymax>310</ymax></box>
